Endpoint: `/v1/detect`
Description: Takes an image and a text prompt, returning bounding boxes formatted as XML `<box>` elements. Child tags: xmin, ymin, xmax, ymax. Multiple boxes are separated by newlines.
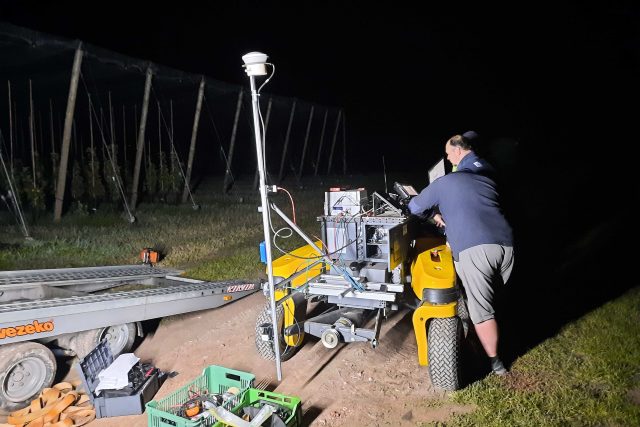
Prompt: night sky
<box><xmin>0</xmin><ymin>2</ymin><xmax>637</xmax><ymax>195</ymax></box>
<box><xmin>2</xmin><ymin>3</ymin><xmax>636</xmax><ymax>159</ymax></box>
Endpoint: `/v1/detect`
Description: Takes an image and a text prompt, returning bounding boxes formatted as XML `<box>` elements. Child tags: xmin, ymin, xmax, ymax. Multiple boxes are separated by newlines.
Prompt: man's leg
<box><xmin>474</xmin><ymin>318</ymin><xmax>498</xmax><ymax>357</ymax></box>
<box><xmin>475</xmin><ymin>319</ymin><xmax>507</xmax><ymax>374</ymax></box>
<box><xmin>456</xmin><ymin>245</ymin><xmax>509</xmax><ymax>375</ymax></box>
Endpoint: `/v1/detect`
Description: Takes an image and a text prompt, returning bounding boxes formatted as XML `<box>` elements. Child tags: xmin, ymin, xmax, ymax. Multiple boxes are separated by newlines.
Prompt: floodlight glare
<box><xmin>242</xmin><ymin>51</ymin><xmax>268</xmax><ymax>76</ymax></box>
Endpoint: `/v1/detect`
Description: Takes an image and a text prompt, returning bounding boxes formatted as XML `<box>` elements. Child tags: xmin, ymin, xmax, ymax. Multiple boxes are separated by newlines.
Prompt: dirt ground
<box><xmin>79</xmin><ymin>291</ymin><xmax>474</xmax><ymax>426</ymax></box>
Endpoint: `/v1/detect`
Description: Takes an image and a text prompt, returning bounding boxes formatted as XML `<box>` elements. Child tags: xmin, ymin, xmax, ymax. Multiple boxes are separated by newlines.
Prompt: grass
<box><xmin>450</xmin><ymin>287</ymin><xmax>640</xmax><ymax>427</ymax></box>
<box><xmin>0</xmin><ymin>177</ymin><xmax>329</xmax><ymax>277</ymax></box>
<box><xmin>2</xmin><ymin>175</ymin><xmax>639</xmax><ymax>426</ymax></box>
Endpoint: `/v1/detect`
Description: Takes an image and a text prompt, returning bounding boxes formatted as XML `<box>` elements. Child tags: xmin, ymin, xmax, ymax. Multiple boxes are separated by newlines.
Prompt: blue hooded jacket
<box><xmin>408</xmin><ymin>170</ymin><xmax>513</xmax><ymax>260</ymax></box>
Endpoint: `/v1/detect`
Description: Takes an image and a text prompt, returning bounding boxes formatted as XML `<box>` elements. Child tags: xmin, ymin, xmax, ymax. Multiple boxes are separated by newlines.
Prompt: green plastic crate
<box><xmin>235</xmin><ymin>388</ymin><xmax>302</xmax><ymax>427</ymax></box>
<box><xmin>146</xmin><ymin>365</ymin><xmax>255</xmax><ymax>427</ymax></box>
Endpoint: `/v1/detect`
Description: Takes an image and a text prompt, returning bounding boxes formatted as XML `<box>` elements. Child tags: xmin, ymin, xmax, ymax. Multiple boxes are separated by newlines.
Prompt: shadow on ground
<box><xmin>488</xmin><ymin>155</ymin><xmax>633</xmax><ymax>370</ymax></box>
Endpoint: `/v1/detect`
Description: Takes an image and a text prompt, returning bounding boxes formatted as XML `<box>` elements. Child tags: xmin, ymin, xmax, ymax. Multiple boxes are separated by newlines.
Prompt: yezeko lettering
<box><xmin>0</xmin><ymin>320</ymin><xmax>54</xmax><ymax>340</ymax></box>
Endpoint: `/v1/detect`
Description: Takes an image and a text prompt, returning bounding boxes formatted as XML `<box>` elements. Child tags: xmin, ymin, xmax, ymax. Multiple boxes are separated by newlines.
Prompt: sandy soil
<box><xmin>81</xmin><ymin>291</ymin><xmax>473</xmax><ymax>426</ymax></box>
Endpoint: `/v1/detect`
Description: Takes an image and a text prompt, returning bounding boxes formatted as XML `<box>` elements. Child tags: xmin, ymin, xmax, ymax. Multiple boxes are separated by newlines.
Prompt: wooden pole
<box><xmin>129</xmin><ymin>66</ymin><xmax>153</xmax><ymax>209</ymax></box>
<box><xmin>253</xmin><ymin>96</ymin><xmax>273</xmax><ymax>189</ymax></box>
<box><xmin>154</xmin><ymin>100</ymin><xmax>162</xmax><ymax>170</ymax></box>
<box><xmin>297</xmin><ymin>105</ymin><xmax>314</xmax><ymax>180</ymax></box>
<box><xmin>100</xmin><ymin>107</ymin><xmax>105</xmax><ymax>166</ymax></box>
<box><xmin>182</xmin><ymin>76</ymin><xmax>205</xmax><ymax>203</ymax></box>
<box><xmin>38</xmin><ymin>111</ymin><xmax>44</xmax><ymax>162</ymax></box>
<box><xmin>170</xmin><ymin>100</ymin><xmax>175</xmax><ymax>183</ymax></box>
<box><xmin>7</xmin><ymin>81</ymin><xmax>13</xmax><ymax>175</ymax></box>
<box><xmin>54</xmin><ymin>42</ymin><xmax>83</xmax><ymax>222</ymax></box>
<box><xmin>50</xmin><ymin>100</ymin><xmax>55</xmax><ymax>151</ymax></box>
<box><xmin>222</xmin><ymin>87</ymin><xmax>243</xmax><ymax>192</ymax></box>
<box><xmin>157</xmin><ymin>100</ymin><xmax>163</xmax><ymax>192</ymax></box>
<box><xmin>28</xmin><ymin>79</ymin><xmax>36</xmax><ymax>186</ymax></box>
<box><xmin>72</xmin><ymin>119</ymin><xmax>78</xmax><ymax>162</ymax></box>
<box><xmin>122</xmin><ymin>105</ymin><xmax>127</xmax><ymax>173</ymax></box>
<box><xmin>314</xmin><ymin>108</ymin><xmax>328</xmax><ymax>176</ymax></box>
<box><xmin>88</xmin><ymin>94</ymin><xmax>95</xmax><ymax>192</ymax></box>
<box><xmin>108</xmin><ymin>91</ymin><xmax>115</xmax><ymax>163</ymax></box>
<box><xmin>49</xmin><ymin>99</ymin><xmax>56</xmax><ymax>186</ymax></box>
<box><xmin>342</xmin><ymin>111</ymin><xmax>347</xmax><ymax>175</ymax></box>
<box><xmin>326</xmin><ymin>109</ymin><xmax>342</xmax><ymax>175</ymax></box>
<box><xmin>278</xmin><ymin>99</ymin><xmax>297</xmax><ymax>182</ymax></box>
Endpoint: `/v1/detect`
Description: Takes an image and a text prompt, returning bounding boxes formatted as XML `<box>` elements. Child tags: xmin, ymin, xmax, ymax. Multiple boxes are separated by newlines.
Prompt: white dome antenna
<box><xmin>242</xmin><ymin>51</ymin><xmax>268</xmax><ymax>76</ymax></box>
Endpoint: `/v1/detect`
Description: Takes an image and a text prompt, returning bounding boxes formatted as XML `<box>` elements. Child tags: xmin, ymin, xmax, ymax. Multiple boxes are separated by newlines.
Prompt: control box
<box><xmin>324</xmin><ymin>189</ymin><xmax>367</xmax><ymax>216</ymax></box>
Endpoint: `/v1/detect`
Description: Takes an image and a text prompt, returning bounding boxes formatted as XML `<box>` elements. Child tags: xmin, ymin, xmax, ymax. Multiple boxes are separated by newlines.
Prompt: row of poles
<box><xmin>2</xmin><ymin>42</ymin><xmax>347</xmax><ymax>223</ymax></box>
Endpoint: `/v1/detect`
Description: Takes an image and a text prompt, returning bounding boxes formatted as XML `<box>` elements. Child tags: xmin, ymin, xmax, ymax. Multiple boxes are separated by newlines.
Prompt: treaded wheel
<box><xmin>0</xmin><ymin>342</ymin><xmax>56</xmax><ymax>415</ymax></box>
<box><xmin>427</xmin><ymin>317</ymin><xmax>463</xmax><ymax>391</ymax></box>
<box><xmin>457</xmin><ymin>297</ymin><xmax>471</xmax><ymax>337</ymax></box>
<box><xmin>254</xmin><ymin>304</ymin><xmax>300</xmax><ymax>361</ymax></box>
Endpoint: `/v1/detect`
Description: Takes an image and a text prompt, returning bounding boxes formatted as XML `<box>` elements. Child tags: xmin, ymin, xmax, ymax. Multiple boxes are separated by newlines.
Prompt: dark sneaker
<box><xmin>491</xmin><ymin>358</ymin><xmax>508</xmax><ymax>376</ymax></box>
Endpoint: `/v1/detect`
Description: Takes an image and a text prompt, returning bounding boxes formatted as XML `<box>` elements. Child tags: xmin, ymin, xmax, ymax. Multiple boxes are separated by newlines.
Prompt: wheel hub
<box><xmin>4</xmin><ymin>358</ymin><xmax>46</xmax><ymax>402</ymax></box>
<box><xmin>100</xmin><ymin>324</ymin><xmax>129</xmax><ymax>355</ymax></box>
<box><xmin>321</xmin><ymin>328</ymin><xmax>340</xmax><ymax>349</ymax></box>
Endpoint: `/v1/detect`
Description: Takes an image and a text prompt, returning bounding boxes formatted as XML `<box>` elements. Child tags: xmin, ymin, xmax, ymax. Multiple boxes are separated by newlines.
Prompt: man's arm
<box><xmin>408</xmin><ymin>181</ymin><xmax>439</xmax><ymax>217</ymax></box>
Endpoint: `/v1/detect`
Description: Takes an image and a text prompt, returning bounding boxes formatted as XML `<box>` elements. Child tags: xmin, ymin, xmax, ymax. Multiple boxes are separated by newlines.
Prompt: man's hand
<box><xmin>433</xmin><ymin>213</ymin><xmax>446</xmax><ymax>228</ymax></box>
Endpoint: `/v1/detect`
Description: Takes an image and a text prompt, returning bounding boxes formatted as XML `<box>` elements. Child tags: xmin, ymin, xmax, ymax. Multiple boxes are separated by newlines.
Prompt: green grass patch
<box><xmin>450</xmin><ymin>287</ymin><xmax>640</xmax><ymax>427</ymax></box>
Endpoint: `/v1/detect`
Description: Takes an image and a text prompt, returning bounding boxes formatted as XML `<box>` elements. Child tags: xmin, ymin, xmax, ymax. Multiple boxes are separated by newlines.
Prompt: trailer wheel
<box><xmin>427</xmin><ymin>317</ymin><xmax>463</xmax><ymax>391</ymax></box>
<box><xmin>70</xmin><ymin>323</ymin><xmax>136</xmax><ymax>359</ymax></box>
<box><xmin>0</xmin><ymin>342</ymin><xmax>56</xmax><ymax>415</ymax></box>
<box><xmin>255</xmin><ymin>304</ymin><xmax>299</xmax><ymax>362</ymax></box>
<box><xmin>98</xmin><ymin>323</ymin><xmax>137</xmax><ymax>356</ymax></box>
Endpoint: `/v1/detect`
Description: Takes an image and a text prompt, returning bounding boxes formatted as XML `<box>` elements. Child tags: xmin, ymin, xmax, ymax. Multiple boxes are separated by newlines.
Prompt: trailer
<box><xmin>0</xmin><ymin>264</ymin><xmax>260</xmax><ymax>414</ymax></box>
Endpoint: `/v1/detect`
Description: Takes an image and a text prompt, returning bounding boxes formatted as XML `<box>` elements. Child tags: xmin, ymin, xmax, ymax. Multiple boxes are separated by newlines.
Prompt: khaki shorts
<box><xmin>454</xmin><ymin>244</ymin><xmax>514</xmax><ymax>324</ymax></box>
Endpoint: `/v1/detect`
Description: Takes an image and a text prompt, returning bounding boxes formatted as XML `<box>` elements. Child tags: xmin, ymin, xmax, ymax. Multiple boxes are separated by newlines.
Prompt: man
<box><xmin>408</xmin><ymin>134</ymin><xmax>514</xmax><ymax>376</ymax></box>
<box><xmin>450</xmin><ymin>130</ymin><xmax>494</xmax><ymax>175</ymax></box>
<box><xmin>431</xmin><ymin>131</ymin><xmax>493</xmax><ymax>225</ymax></box>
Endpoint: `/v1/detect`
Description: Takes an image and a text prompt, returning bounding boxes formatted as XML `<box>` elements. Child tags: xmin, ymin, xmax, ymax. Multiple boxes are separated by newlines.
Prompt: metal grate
<box><xmin>0</xmin><ymin>265</ymin><xmax>182</xmax><ymax>286</ymax></box>
<box><xmin>0</xmin><ymin>279</ymin><xmax>247</xmax><ymax>314</ymax></box>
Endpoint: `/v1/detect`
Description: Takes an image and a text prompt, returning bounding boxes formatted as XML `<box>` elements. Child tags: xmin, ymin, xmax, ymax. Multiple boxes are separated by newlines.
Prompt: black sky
<box><xmin>1</xmin><ymin>1</ymin><xmax>638</xmax><ymax>176</ymax></box>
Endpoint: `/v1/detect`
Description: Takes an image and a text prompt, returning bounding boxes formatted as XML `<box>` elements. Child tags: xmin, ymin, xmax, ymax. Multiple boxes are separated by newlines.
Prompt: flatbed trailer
<box><xmin>0</xmin><ymin>264</ymin><xmax>260</xmax><ymax>414</ymax></box>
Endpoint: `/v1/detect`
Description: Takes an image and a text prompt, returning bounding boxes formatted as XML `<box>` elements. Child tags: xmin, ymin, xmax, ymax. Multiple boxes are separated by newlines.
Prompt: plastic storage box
<box><xmin>76</xmin><ymin>339</ymin><xmax>160</xmax><ymax>418</ymax></box>
<box><xmin>146</xmin><ymin>365</ymin><xmax>255</xmax><ymax>427</ymax></box>
<box><xmin>235</xmin><ymin>388</ymin><xmax>302</xmax><ymax>427</ymax></box>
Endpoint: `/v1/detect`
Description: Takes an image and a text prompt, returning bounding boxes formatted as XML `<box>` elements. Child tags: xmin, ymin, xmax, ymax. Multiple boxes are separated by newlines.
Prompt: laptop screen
<box><xmin>428</xmin><ymin>157</ymin><xmax>446</xmax><ymax>184</ymax></box>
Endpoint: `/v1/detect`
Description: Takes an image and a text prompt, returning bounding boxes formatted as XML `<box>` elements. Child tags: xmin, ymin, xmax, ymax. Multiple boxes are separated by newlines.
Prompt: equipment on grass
<box><xmin>140</xmin><ymin>247</ymin><xmax>161</xmax><ymax>265</ymax></box>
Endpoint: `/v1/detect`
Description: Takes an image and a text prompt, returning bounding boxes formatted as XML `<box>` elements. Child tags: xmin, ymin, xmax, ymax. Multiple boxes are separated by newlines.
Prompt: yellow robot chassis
<box><xmin>254</xmin><ymin>186</ymin><xmax>467</xmax><ymax>390</ymax></box>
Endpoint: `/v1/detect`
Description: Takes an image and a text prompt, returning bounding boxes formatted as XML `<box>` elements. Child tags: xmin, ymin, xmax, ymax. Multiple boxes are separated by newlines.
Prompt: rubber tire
<box><xmin>457</xmin><ymin>297</ymin><xmax>471</xmax><ymax>337</ymax></box>
<box><xmin>98</xmin><ymin>323</ymin><xmax>137</xmax><ymax>356</ymax></box>
<box><xmin>0</xmin><ymin>342</ymin><xmax>57</xmax><ymax>415</ymax></box>
<box><xmin>255</xmin><ymin>304</ymin><xmax>299</xmax><ymax>362</ymax></box>
<box><xmin>427</xmin><ymin>317</ymin><xmax>463</xmax><ymax>391</ymax></box>
<box><xmin>66</xmin><ymin>328</ymin><xmax>102</xmax><ymax>359</ymax></box>
<box><xmin>67</xmin><ymin>323</ymin><xmax>136</xmax><ymax>359</ymax></box>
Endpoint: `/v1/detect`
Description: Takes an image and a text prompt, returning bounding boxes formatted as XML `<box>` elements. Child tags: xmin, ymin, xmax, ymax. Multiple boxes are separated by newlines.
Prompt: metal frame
<box><xmin>0</xmin><ymin>266</ymin><xmax>259</xmax><ymax>345</ymax></box>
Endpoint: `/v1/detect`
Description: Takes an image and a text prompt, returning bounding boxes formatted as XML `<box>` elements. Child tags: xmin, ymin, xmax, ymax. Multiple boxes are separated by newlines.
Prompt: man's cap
<box><xmin>462</xmin><ymin>130</ymin><xmax>479</xmax><ymax>142</ymax></box>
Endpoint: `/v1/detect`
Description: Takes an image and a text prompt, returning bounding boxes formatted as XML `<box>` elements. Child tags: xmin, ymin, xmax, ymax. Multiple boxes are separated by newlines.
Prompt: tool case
<box><xmin>76</xmin><ymin>339</ymin><xmax>160</xmax><ymax>418</ymax></box>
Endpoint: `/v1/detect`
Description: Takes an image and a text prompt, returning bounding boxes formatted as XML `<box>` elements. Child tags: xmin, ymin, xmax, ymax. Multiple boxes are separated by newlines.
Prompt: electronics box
<box><xmin>76</xmin><ymin>339</ymin><xmax>160</xmax><ymax>418</ymax></box>
<box><xmin>324</xmin><ymin>189</ymin><xmax>367</xmax><ymax>216</ymax></box>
